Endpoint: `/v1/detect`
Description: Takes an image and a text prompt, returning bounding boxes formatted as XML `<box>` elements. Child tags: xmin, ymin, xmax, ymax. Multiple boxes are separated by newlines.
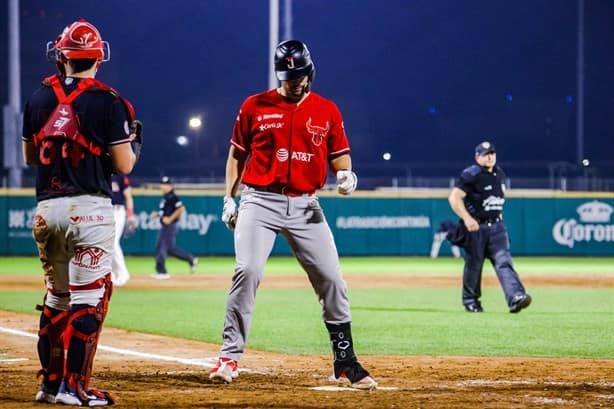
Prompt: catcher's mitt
<box><xmin>130</xmin><ymin>120</ymin><xmax>143</xmax><ymax>160</ymax></box>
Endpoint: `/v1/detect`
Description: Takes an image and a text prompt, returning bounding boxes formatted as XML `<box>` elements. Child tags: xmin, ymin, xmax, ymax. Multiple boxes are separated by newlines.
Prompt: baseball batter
<box><xmin>209</xmin><ymin>40</ymin><xmax>377</xmax><ymax>390</ymax></box>
<box><xmin>22</xmin><ymin>20</ymin><xmax>142</xmax><ymax>406</ymax></box>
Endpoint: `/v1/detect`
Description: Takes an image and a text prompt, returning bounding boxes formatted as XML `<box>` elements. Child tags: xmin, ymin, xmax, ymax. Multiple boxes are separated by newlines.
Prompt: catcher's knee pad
<box><xmin>36</xmin><ymin>297</ymin><xmax>69</xmax><ymax>387</ymax></box>
<box><xmin>69</xmin><ymin>272</ymin><xmax>113</xmax><ymax>310</ymax></box>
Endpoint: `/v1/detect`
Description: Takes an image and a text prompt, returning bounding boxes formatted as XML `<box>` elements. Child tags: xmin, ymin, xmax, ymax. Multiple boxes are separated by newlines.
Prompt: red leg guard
<box><xmin>36</xmin><ymin>297</ymin><xmax>69</xmax><ymax>389</ymax></box>
<box><xmin>63</xmin><ymin>273</ymin><xmax>113</xmax><ymax>395</ymax></box>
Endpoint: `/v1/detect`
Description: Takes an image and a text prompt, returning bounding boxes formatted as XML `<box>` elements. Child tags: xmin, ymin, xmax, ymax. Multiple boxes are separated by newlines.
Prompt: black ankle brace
<box><xmin>325</xmin><ymin>322</ymin><xmax>359</xmax><ymax>378</ymax></box>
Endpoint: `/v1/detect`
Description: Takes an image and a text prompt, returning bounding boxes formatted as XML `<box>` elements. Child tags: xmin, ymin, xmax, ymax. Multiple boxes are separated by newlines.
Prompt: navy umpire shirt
<box><xmin>159</xmin><ymin>190</ymin><xmax>183</xmax><ymax>225</ymax></box>
<box><xmin>456</xmin><ymin>164</ymin><xmax>506</xmax><ymax>223</ymax></box>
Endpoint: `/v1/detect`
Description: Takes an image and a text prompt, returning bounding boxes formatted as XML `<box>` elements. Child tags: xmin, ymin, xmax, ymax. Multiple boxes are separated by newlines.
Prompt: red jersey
<box><xmin>230</xmin><ymin>89</ymin><xmax>350</xmax><ymax>194</ymax></box>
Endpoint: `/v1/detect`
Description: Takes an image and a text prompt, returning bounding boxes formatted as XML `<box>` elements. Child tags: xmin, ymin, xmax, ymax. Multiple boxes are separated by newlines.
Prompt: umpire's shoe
<box><xmin>464</xmin><ymin>301</ymin><xmax>483</xmax><ymax>313</ymax></box>
<box><xmin>509</xmin><ymin>293</ymin><xmax>532</xmax><ymax>313</ymax></box>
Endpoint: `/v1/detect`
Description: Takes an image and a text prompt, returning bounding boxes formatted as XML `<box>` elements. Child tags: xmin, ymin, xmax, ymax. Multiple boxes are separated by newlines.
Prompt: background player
<box><xmin>111</xmin><ymin>174</ymin><xmax>136</xmax><ymax>286</ymax></box>
<box><xmin>150</xmin><ymin>176</ymin><xmax>198</xmax><ymax>279</ymax></box>
<box><xmin>22</xmin><ymin>19</ymin><xmax>142</xmax><ymax>405</ymax></box>
<box><xmin>430</xmin><ymin>219</ymin><xmax>462</xmax><ymax>258</ymax></box>
<box><xmin>448</xmin><ymin>141</ymin><xmax>531</xmax><ymax>313</ymax></box>
<box><xmin>209</xmin><ymin>40</ymin><xmax>377</xmax><ymax>390</ymax></box>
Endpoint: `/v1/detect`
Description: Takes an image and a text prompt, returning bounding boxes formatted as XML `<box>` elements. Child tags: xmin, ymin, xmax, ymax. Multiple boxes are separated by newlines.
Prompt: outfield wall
<box><xmin>1</xmin><ymin>189</ymin><xmax>614</xmax><ymax>256</ymax></box>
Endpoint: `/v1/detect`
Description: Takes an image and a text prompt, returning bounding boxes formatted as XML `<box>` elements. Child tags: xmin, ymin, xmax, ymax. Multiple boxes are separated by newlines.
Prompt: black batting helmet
<box><xmin>274</xmin><ymin>40</ymin><xmax>315</xmax><ymax>82</ymax></box>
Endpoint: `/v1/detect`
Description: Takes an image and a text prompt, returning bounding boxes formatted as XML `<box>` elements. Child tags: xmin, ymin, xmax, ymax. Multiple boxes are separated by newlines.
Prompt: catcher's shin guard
<box><xmin>325</xmin><ymin>321</ymin><xmax>370</xmax><ymax>382</ymax></box>
<box><xmin>63</xmin><ymin>274</ymin><xmax>113</xmax><ymax>395</ymax></box>
<box><xmin>36</xmin><ymin>296</ymin><xmax>69</xmax><ymax>390</ymax></box>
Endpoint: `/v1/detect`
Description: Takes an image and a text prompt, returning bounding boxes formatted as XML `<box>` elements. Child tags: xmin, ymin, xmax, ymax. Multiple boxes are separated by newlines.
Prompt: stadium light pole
<box><xmin>3</xmin><ymin>0</ymin><xmax>23</xmax><ymax>187</ymax></box>
<box><xmin>282</xmin><ymin>0</ymin><xmax>293</xmax><ymax>41</ymax></box>
<box><xmin>268</xmin><ymin>0</ymin><xmax>293</xmax><ymax>90</ymax></box>
<box><xmin>268</xmin><ymin>0</ymin><xmax>280</xmax><ymax>90</ymax></box>
<box><xmin>576</xmin><ymin>0</ymin><xmax>585</xmax><ymax>166</ymax></box>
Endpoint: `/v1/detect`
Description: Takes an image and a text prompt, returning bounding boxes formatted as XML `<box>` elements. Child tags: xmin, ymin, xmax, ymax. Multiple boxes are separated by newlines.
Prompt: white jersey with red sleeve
<box><xmin>230</xmin><ymin>89</ymin><xmax>350</xmax><ymax>194</ymax></box>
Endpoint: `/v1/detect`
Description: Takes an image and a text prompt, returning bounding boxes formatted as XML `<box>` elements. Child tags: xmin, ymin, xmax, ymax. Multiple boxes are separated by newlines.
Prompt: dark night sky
<box><xmin>1</xmin><ymin>0</ymin><xmax>613</xmax><ymax>182</ymax></box>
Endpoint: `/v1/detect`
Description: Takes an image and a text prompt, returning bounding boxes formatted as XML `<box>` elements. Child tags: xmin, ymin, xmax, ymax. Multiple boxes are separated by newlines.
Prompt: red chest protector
<box><xmin>33</xmin><ymin>75</ymin><xmax>135</xmax><ymax>157</ymax></box>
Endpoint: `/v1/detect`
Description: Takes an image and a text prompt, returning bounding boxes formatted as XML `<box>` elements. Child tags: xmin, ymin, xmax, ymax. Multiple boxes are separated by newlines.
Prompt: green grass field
<box><xmin>1</xmin><ymin>256</ymin><xmax>613</xmax><ymax>359</ymax></box>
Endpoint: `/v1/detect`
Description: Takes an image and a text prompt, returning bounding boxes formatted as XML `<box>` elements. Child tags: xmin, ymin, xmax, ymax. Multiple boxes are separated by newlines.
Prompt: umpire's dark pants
<box><xmin>462</xmin><ymin>222</ymin><xmax>526</xmax><ymax>307</ymax></box>
<box><xmin>155</xmin><ymin>223</ymin><xmax>193</xmax><ymax>274</ymax></box>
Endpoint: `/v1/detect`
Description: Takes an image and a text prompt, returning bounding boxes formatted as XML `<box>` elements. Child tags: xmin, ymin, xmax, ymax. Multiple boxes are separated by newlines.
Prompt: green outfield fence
<box><xmin>2</xmin><ymin>188</ymin><xmax>614</xmax><ymax>256</ymax></box>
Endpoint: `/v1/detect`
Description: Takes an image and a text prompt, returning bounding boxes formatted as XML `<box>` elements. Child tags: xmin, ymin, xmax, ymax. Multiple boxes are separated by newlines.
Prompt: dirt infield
<box><xmin>1</xmin><ymin>274</ymin><xmax>613</xmax><ymax>408</ymax></box>
<box><xmin>3</xmin><ymin>272</ymin><xmax>614</xmax><ymax>291</ymax></box>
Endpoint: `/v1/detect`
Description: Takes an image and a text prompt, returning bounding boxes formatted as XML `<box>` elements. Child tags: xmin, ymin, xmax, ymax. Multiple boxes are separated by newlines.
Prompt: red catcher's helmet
<box><xmin>46</xmin><ymin>19</ymin><xmax>110</xmax><ymax>63</ymax></box>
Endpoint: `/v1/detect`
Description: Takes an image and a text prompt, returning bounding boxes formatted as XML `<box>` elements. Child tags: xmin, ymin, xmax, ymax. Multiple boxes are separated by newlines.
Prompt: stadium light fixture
<box><xmin>188</xmin><ymin>116</ymin><xmax>202</xmax><ymax>129</ymax></box>
<box><xmin>176</xmin><ymin>135</ymin><xmax>189</xmax><ymax>146</ymax></box>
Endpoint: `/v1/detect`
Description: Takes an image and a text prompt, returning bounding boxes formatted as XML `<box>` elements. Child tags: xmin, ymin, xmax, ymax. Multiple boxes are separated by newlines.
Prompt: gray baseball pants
<box><xmin>219</xmin><ymin>187</ymin><xmax>351</xmax><ymax>361</ymax></box>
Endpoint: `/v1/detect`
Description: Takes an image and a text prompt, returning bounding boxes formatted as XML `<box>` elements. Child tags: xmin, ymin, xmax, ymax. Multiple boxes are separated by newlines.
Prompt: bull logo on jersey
<box><xmin>72</xmin><ymin>247</ymin><xmax>104</xmax><ymax>269</ymax></box>
<box><xmin>305</xmin><ymin>118</ymin><xmax>330</xmax><ymax>147</ymax></box>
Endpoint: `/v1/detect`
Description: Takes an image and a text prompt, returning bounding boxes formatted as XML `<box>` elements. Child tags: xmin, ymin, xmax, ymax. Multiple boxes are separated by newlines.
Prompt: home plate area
<box><xmin>1</xmin><ymin>311</ymin><xmax>612</xmax><ymax>409</ymax></box>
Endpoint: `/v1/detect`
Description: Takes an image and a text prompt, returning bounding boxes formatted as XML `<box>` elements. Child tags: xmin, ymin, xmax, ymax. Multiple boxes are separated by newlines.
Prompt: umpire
<box><xmin>151</xmin><ymin>177</ymin><xmax>198</xmax><ymax>279</ymax></box>
<box><xmin>448</xmin><ymin>141</ymin><xmax>531</xmax><ymax>313</ymax></box>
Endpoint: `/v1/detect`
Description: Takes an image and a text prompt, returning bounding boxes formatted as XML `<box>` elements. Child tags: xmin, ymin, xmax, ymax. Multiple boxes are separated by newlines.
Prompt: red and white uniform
<box><xmin>231</xmin><ymin>90</ymin><xmax>350</xmax><ymax>194</ymax></box>
<box><xmin>218</xmin><ymin>90</ymin><xmax>354</xmax><ymax>362</ymax></box>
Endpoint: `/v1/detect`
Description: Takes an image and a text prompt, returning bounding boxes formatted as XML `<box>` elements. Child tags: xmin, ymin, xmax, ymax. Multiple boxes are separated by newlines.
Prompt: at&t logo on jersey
<box><xmin>553</xmin><ymin>201</ymin><xmax>614</xmax><ymax>248</ymax></box>
<box><xmin>276</xmin><ymin>148</ymin><xmax>289</xmax><ymax>162</ymax></box>
<box><xmin>275</xmin><ymin>149</ymin><xmax>314</xmax><ymax>163</ymax></box>
<box><xmin>292</xmin><ymin>151</ymin><xmax>314</xmax><ymax>162</ymax></box>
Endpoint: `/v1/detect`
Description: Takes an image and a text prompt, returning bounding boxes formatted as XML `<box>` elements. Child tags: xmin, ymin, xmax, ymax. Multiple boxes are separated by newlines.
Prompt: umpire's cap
<box><xmin>475</xmin><ymin>141</ymin><xmax>496</xmax><ymax>156</ymax></box>
<box><xmin>160</xmin><ymin>176</ymin><xmax>172</xmax><ymax>184</ymax></box>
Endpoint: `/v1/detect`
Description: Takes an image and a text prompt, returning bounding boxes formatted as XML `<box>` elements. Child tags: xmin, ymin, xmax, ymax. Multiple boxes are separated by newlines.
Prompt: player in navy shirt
<box><xmin>448</xmin><ymin>142</ymin><xmax>531</xmax><ymax>313</ymax></box>
<box><xmin>430</xmin><ymin>219</ymin><xmax>461</xmax><ymax>258</ymax></box>
<box><xmin>22</xmin><ymin>20</ymin><xmax>142</xmax><ymax>406</ymax></box>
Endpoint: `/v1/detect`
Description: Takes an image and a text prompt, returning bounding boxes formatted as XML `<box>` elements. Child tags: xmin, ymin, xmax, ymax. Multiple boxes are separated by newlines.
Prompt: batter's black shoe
<box><xmin>509</xmin><ymin>293</ymin><xmax>532</xmax><ymax>313</ymax></box>
<box><xmin>464</xmin><ymin>302</ymin><xmax>483</xmax><ymax>313</ymax></box>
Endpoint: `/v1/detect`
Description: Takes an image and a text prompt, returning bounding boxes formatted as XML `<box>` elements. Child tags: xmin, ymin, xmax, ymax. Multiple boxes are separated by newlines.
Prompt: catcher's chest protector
<box><xmin>33</xmin><ymin>75</ymin><xmax>135</xmax><ymax>157</ymax></box>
